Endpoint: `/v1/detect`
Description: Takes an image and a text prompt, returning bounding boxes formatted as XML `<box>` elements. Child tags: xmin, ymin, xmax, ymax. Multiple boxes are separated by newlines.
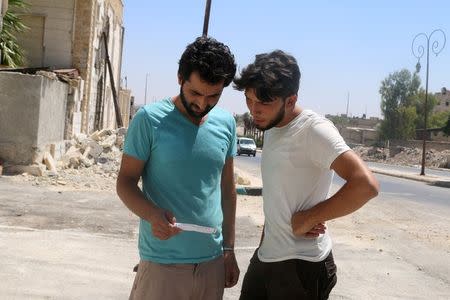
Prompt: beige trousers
<box><xmin>129</xmin><ymin>256</ymin><xmax>225</xmax><ymax>300</ymax></box>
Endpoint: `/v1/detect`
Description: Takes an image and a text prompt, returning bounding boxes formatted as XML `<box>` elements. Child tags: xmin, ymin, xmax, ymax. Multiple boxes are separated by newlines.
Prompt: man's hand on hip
<box><xmin>291</xmin><ymin>209</ymin><xmax>326</xmax><ymax>238</ymax></box>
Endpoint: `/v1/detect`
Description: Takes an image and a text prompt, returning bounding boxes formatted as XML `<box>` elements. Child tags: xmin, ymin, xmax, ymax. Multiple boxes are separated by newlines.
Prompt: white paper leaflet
<box><xmin>174</xmin><ymin>222</ymin><xmax>217</xmax><ymax>234</ymax></box>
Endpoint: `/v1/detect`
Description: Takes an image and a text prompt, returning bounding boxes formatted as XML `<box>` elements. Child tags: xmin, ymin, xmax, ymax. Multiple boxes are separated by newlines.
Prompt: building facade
<box><xmin>434</xmin><ymin>87</ymin><xmax>450</xmax><ymax>114</ymax></box>
<box><xmin>14</xmin><ymin>0</ymin><xmax>128</xmax><ymax>134</ymax></box>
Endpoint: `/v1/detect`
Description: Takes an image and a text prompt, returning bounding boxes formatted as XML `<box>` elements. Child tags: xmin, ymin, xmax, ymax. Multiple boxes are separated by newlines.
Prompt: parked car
<box><xmin>237</xmin><ymin>137</ymin><xmax>257</xmax><ymax>157</ymax></box>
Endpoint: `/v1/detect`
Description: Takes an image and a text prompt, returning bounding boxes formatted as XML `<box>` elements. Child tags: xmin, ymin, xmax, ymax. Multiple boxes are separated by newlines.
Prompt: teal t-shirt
<box><xmin>123</xmin><ymin>98</ymin><xmax>237</xmax><ymax>264</ymax></box>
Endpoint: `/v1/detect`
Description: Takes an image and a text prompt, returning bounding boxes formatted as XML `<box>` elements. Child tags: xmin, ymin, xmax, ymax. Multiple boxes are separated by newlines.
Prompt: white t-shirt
<box><xmin>258</xmin><ymin>109</ymin><xmax>350</xmax><ymax>262</ymax></box>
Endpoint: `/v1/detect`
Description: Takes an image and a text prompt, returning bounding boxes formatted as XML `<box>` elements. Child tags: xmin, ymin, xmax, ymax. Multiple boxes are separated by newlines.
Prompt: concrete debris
<box><xmin>43</xmin><ymin>152</ymin><xmax>57</xmax><ymax>173</ymax></box>
<box><xmin>99</xmin><ymin>134</ymin><xmax>117</xmax><ymax>149</ymax></box>
<box><xmin>235</xmin><ymin>173</ymin><xmax>251</xmax><ymax>185</ymax></box>
<box><xmin>353</xmin><ymin>145</ymin><xmax>450</xmax><ymax>169</ymax></box>
<box><xmin>36</xmin><ymin>70</ymin><xmax>58</xmax><ymax>81</ymax></box>
<box><xmin>116</xmin><ymin>127</ymin><xmax>127</xmax><ymax>136</ymax></box>
<box><xmin>2</xmin><ymin>127</ymin><xmax>127</xmax><ymax>190</ymax></box>
<box><xmin>5</xmin><ymin>164</ymin><xmax>46</xmax><ymax>177</ymax></box>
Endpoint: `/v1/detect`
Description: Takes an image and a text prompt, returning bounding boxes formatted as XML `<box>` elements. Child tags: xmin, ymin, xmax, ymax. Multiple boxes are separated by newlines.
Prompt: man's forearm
<box><xmin>221</xmin><ymin>187</ymin><xmax>237</xmax><ymax>248</ymax></box>
<box><xmin>292</xmin><ymin>174</ymin><xmax>378</xmax><ymax>236</ymax></box>
<box><xmin>315</xmin><ymin>175</ymin><xmax>378</xmax><ymax>221</ymax></box>
<box><xmin>116</xmin><ymin>176</ymin><xmax>157</xmax><ymax>222</ymax></box>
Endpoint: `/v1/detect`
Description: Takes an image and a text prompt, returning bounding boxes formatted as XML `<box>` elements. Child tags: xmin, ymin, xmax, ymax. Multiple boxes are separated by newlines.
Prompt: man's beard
<box><xmin>255</xmin><ymin>104</ymin><xmax>285</xmax><ymax>131</ymax></box>
<box><xmin>180</xmin><ymin>85</ymin><xmax>215</xmax><ymax>119</ymax></box>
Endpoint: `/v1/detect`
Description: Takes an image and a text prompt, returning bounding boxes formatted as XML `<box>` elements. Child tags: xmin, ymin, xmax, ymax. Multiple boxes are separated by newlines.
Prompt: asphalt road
<box><xmin>235</xmin><ymin>152</ymin><xmax>450</xmax><ymax>207</ymax></box>
<box><xmin>1</xmin><ymin>163</ymin><xmax>449</xmax><ymax>299</ymax></box>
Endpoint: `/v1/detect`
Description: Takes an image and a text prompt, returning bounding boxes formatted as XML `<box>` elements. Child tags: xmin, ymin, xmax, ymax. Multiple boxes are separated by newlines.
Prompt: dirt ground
<box><xmin>233</xmin><ymin>168</ymin><xmax>450</xmax><ymax>300</ymax></box>
<box><xmin>1</xmin><ymin>167</ymin><xmax>449</xmax><ymax>299</ymax></box>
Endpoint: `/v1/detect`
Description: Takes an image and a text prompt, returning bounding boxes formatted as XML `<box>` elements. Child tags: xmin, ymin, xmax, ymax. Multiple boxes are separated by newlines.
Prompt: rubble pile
<box><xmin>353</xmin><ymin>145</ymin><xmax>450</xmax><ymax>168</ymax></box>
<box><xmin>7</xmin><ymin>128</ymin><xmax>127</xmax><ymax>190</ymax></box>
<box><xmin>60</xmin><ymin>127</ymin><xmax>126</xmax><ymax>171</ymax></box>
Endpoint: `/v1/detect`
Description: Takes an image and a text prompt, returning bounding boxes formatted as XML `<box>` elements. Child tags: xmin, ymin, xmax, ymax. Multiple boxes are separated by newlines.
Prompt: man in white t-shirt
<box><xmin>233</xmin><ymin>50</ymin><xmax>379</xmax><ymax>300</ymax></box>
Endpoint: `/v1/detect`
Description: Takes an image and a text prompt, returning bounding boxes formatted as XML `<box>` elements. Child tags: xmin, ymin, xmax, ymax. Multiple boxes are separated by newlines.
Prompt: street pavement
<box><xmin>235</xmin><ymin>152</ymin><xmax>450</xmax><ymax>195</ymax></box>
<box><xmin>0</xmin><ymin>158</ymin><xmax>449</xmax><ymax>299</ymax></box>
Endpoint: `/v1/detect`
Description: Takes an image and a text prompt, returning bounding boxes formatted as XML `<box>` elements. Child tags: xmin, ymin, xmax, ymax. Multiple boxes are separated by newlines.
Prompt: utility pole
<box><xmin>202</xmin><ymin>0</ymin><xmax>212</xmax><ymax>36</ymax></box>
<box><xmin>346</xmin><ymin>92</ymin><xmax>350</xmax><ymax>117</ymax></box>
<box><xmin>144</xmin><ymin>73</ymin><xmax>150</xmax><ymax>105</ymax></box>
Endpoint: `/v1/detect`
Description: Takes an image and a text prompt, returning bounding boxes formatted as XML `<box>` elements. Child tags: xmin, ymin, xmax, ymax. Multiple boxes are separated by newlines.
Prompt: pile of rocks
<box><xmin>4</xmin><ymin>128</ymin><xmax>126</xmax><ymax>191</ymax></box>
<box><xmin>60</xmin><ymin>127</ymin><xmax>126</xmax><ymax>172</ymax></box>
<box><xmin>353</xmin><ymin>145</ymin><xmax>450</xmax><ymax>168</ymax></box>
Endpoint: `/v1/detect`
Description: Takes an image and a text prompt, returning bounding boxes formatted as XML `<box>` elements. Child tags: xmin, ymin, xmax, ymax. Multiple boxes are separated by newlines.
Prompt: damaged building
<box><xmin>0</xmin><ymin>0</ymin><xmax>133</xmax><ymax>172</ymax></box>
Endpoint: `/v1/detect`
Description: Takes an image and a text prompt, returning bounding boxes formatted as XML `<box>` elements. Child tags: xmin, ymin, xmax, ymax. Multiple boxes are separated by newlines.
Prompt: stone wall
<box><xmin>72</xmin><ymin>0</ymin><xmax>95</xmax><ymax>133</ymax></box>
<box><xmin>118</xmin><ymin>88</ymin><xmax>131</xmax><ymax>128</ymax></box>
<box><xmin>73</xmin><ymin>0</ymin><xmax>124</xmax><ymax>134</ymax></box>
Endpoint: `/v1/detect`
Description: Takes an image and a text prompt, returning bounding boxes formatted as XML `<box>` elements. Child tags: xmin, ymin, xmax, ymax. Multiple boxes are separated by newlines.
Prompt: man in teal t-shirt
<box><xmin>117</xmin><ymin>36</ymin><xmax>239</xmax><ymax>300</ymax></box>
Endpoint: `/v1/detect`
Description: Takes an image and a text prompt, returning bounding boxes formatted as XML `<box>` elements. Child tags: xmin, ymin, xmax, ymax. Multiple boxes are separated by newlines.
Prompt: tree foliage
<box><xmin>429</xmin><ymin>110</ymin><xmax>450</xmax><ymax>129</ymax></box>
<box><xmin>235</xmin><ymin>112</ymin><xmax>264</xmax><ymax>147</ymax></box>
<box><xmin>443</xmin><ymin>116</ymin><xmax>450</xmax><ymax>136</ymax></box>
<box><xmin>379</xmin><ymin>69</ymin><xmax>421</xmax><ymax>140</ymax></box>
<box><xmin>409</xmin><ymin>90</ymin><xmax>438</xmax><ymax>129</ymax></box>
<box><xmin>0</xmin><ymin>0</ymin><xmax>29</xmax><ymax>67</ymax></box>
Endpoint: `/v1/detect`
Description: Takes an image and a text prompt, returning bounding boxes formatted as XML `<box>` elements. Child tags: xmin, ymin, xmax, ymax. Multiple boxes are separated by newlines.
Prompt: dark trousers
<box><xmin>240</xmin><ymin>250</ymin><xmax>337</xmax><ymax>300</ymax></box>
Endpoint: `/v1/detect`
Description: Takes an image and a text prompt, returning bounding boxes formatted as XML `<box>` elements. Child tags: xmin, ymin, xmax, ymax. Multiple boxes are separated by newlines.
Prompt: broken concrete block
<box><xmin>115</xmin><ymin>135</ymin><xmax>124</xmax><ymax>148</ymax></box>
<box><xmin>86</xmin><ymin>141</ymin><xmax>103</xmax><ymax>159</ymax></box>
<box><xmin>100</xmin><ymin>134</ymin><xmax>117</xmax><ymax>149</ymax></box>
<box><xmin>64</xmin><ymin>145</ymin><xmax>81</xmax><ymax>157</ymax></box>
<box><xmin>69</xmin><ymin>157</ymin><xmax>81</xmax><ymax>168</ymax></box>
<box><xmin>43</xmin><ymin>152</ymin><xmax>57</xmax><ymax>173</ymax></box>
<box><xmin>80</xmin><ymin>156</ymin><xmax>93</xmax><ymax>167</ymax></box>
<box><xmin>98</xmin><ymin>129</ymin><xmax>114</xmax><ymax>139</ymax></box>
<box><xmin>60</xmin><ymin>146</ymin><xmax>82</xmax><ymax>168</ymax></box>
<box><xmin>89</xmin><ymin>130</ymin><xmax>102</xmax><ymax>141</ymax></box>
<box><xmin>75</xmin><ymin>133</ymin><xmax>88</xmax><ymax>144</ymax></box>
<box><xmin>82</xmin><ymin>146</ymin><xmax>91</xmax><ymax>158</ymax></box>
<box><xmin>116</xmin><ymin>127</ymin><xmax>127</xmax><ymax>136</ymax></box>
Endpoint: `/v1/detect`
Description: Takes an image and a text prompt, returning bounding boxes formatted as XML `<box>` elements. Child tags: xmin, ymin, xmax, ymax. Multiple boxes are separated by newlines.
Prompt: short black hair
<box><xmin>178</xmin><ymin>36</ymin><xmax>236</xmax><ymax>87</ymax></box>
<box><xmin>233</xmin><ymin>50</ymin><xmax>301</xmax><ymax>102</ymax></box>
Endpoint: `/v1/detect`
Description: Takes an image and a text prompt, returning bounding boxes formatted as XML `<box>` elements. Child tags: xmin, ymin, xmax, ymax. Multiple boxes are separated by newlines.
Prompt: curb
<box><xmin>236</xmin><ymin>186</ymin><xmax>262</xmax><ymax>196</ymax></box>
<box><xmin>432</xmin><ymin>181</ymin><xmax>450</xmax><ymax>188</ymax></box>
<box><xmin>369</xmin><ymin>167</ymin><xmax>450</xmax><ymax>188</ymax></box>
<box><xmin>235</xmin><ymin>168</ymin><xmax>450</xmax><ymax>194</ymax></box>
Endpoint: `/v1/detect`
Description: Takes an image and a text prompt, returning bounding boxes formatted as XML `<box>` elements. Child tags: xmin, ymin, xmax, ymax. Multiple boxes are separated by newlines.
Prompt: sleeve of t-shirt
<box><xmin>307</xmin><ymin>119</ymin><xmax>350</xmax><ymax>169</ymax></box>
<box><xmin>227</xmin><ymin>117</ymin><xmax>237</xmax><ymax>158</ymax></box>
<box><xmin>123</xmin><ymin>108</ymin><xmax>153</xmax><ymax>162</ymax></box>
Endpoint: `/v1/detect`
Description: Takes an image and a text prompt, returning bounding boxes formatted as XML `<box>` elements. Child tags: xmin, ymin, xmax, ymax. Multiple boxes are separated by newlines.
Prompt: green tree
<box><xmin>0</xmin><ymin>0</ymin><xmax>28</xmax><ymax>67</ymax></box>
<box><xmin>379</xmin><ymin>69</ymin><xmax>421</xmax><ymax>140</ymax></box>
<box><xmin>443</xmin><ymin>116</ymin><xmax>450</xmax><ymax>136</ymax></box>
<box><xmin>409</xmin><ymin>90</ymin><xmax>439</xmax><ymax>129</ymax></box>
<box><xmin>428</xmin><ymin>110</ymin><xmax>450</xmax><ymax>129</ymax></box>
<box><xmin>242</xmin><ymin>112</ymin><xmax>253</xmax><ymax>136</ymax></box>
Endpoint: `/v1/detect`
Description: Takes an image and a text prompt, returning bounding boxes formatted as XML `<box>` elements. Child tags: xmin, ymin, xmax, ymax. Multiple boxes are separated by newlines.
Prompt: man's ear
<box><xmin>177</xmin><ymin>74</ymin><xmax>182</xmax><ymax>85</ymax></box>
<box><xmin>285</xmin><ymin>94</ymin><xmax>298</xmax><ymax>109</ymax></box>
